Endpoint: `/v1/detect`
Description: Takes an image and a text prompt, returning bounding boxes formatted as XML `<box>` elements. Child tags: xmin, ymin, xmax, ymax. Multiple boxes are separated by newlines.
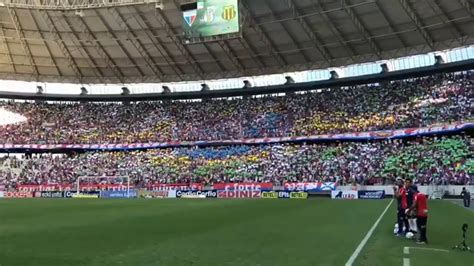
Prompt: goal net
<box><xmin>76</xmin><ymin>176</ymin><xmax>131</xmax><ymax>198</ymax></box>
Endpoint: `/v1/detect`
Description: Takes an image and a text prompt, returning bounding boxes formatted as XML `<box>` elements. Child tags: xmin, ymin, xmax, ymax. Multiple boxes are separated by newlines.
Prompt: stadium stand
<box><xmin>0</xmin><ymin>72</ymin><xmax>472</xmax><ymax>144</ymax></box>
<box><xmin>0</xmin><ymin>1</ymin><xmax>473</xmax><ymax>264</ymax></box>
<box><xmin>0</xmin><ymin>70</ymin><xmax>472</xmax><ymax>191</ymax></box>
<box><xmin>1</xmin><ymin>135</ymin><xmax>471</xmax><ymax>190</ymax></box>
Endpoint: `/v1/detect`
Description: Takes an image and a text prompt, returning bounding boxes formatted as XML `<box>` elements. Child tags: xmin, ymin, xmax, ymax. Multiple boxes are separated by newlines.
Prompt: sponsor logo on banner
<box><xmin>290</xmin><ymin>192</ymin><xmax>308</xmax><ymax>199</ymax></box>
<box><xmin>261</xmin><ymin>191</ymin><xmax>278</xmax><ymax>199</ymax></box>
<box><xmin>278</xmin><ymin>191</ymin><xmax>290</xmax><ymax>199</ymax></box>
<box><xmin>284</xmin><ymin>182</ymin><xmax>336</xmax><ymax>192</ymax></box>
<box><xmin>5</xmin><ymin>191</ymin><xmax>33</xmax><ymax>198</ymax></box>
<box><xmin>17</xmin><ymin>184</ymin><xmax>134</xmax><ymax>192</ymax></box>
<box><xmin>18</xmin><ymin>184</ymin><xmax>71</xmax><ymax>192</ymax></box>
<box><xmin>72</xmin><ymin>194</ymin><xmax>99</xmax><ymax>199</ymax></box>
<box><xmin>358</xmin><ymin>190</ymin><xmax>385</xmax><ymax>199</ymax></box>
<box><xmin>176</xmin><ymin>190</ymin><xmax>217</xmax><ymax>198</ymax></box>
<box><xmin>331</xmin><ymin>190</ymin><xmax>358</xmax><ymax>200</ymax></box>
<box><xmin>147</xmin><ymin>183</ymin><xmax>203</xmax><ymax>191</ymax></box>
<box><xmin>138</xmin><ymin>190</ymin><xmax>171</xmax><ymax>198</ymax></box>
<box><xmin>217</xmin><ymin>190</ymin><xmax>261</xmax><ymax>199</ymax></box>
<box><xmin>0</xmin><ymin>191</ymin><xmax>4</xmax><ymax>198</ymax></box>
<box><xmin>63</xmin><ymin>191</ymin><xmax>75</xmax><ymax>198</ymax></box>
<box><xmin>181</xmin><ymin>194</ymin><xmax>206</xmax><ymax>199</ymax></box>
<box><xmin>40</xmin><ymin>191</ymin><xmax>64</xmax><ymax>198</ymax></box>
<box><xmin>100</xmin><ymin>190</ymin><xmax>137</xmax><ymax>198</ymax></box>
<box><xmin>212</xmin><ymin>183</ymin><xmax>273</xmax><ymax>191</ymax></box>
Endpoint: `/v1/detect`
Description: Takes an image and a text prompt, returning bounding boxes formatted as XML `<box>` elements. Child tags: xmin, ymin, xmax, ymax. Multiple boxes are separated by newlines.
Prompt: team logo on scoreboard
<box><xmin>201</xmin><ymin>7</ymin><xmax>215</xmax><ymax>24</ymax></box>
<box><xmin>183</xmin><ymin>9</ymin><xmax>197</xmax><ymax>27</ymax></box>
<box><xmin>222</xmin><ymin>5</ymin><xmax>236</xmax><ymax>21</ymax></box>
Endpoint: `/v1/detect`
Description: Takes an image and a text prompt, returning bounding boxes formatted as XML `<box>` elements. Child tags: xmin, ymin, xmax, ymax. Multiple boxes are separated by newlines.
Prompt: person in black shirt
<box><xmin>461</xmin><ymin>187</ymin><xmax>470</xmax><ymax>208</ymax></box>
<box><xmin>404</xmin><ymin>179</ymin><xmax>416</xmax><ymax>233</ymax></box>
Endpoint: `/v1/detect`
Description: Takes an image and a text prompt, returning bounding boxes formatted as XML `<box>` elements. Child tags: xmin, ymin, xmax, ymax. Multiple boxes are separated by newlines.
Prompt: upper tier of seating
<box><xmin>0</xmin><ymin>72</ymin><xmax>472</xmax><ymax>144</ymax></box>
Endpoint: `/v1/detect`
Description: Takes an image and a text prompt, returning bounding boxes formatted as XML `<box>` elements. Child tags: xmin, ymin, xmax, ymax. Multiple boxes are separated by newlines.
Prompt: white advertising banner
<box><xmin>331</xmin><ymin>190</ymin><xmax>358</xmax><ymax>200</ymax></box>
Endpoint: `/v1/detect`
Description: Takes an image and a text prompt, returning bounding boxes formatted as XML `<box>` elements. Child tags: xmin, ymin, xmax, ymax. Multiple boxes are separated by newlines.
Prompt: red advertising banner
<box><xmin>17</xmin><ymin>183</ymin><xmax>203</xmax><ymax>192</ymax></box>
<box><xmin>80</xmin><ymin>184</ymin><xmax>134</xmax><ymax>191</ymax></box>
<box><xmin>17</xmin><ymin>184</ymin><xmax>132</xmax><ymax>192</ymax></box>
<box><xmin>217</xmin><ymin>190</ymin><xmax>262</xmax><ymax>198</ymax></box>
<box><xmin>5</xmin><ymin>191</ymin><xmax>33</xmax><ymax>198</ymax></box>
<box><xmin>212</xmin><ymin>182</ymin><xmax>273</xmax><ymax>191</ymax></box>
<box><xmin>18</xmin><ymin>184</ymin><xmax>72</xmax><ymax>192</ymax></box>
<box><xmin>147</xmin><ymin>183</ymin><xmax>203</xmax><ymax>191</ymax></box>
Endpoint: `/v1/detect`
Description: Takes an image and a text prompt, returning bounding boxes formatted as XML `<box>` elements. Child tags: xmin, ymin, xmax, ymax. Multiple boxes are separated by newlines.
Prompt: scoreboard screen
<box><xmin>181</xmin><ymin>0</ymin><xmax>239</xmax><ymax>39</ymax></box>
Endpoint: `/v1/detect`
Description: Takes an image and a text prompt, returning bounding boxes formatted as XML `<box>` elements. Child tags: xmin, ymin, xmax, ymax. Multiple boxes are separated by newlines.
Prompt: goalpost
<box><xmin>76</xmin><ymin>176</ymin><xmax>131</xmax><ymax>198</ymax></box>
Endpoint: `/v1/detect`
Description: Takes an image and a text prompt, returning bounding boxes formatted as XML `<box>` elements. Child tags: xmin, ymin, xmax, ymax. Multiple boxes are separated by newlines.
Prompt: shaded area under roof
<box><xmin>0</xmin><ymin>0</ymin><xmax>472</xmax><ymax>84</ymax></box>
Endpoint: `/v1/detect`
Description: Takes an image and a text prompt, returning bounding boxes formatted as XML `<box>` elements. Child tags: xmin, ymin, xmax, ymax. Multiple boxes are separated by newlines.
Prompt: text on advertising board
<box><xmin>331</xmin><ymin>190</ymin><xmax>358</xmax><ymax>199</ymax></box>
<box><xmin>217</xmin><ymin>190</ymin><xmax>261</xmax><ymax>198</ymax></box>
<box><xmin>284</xmin><ymin>182</ymin><xmax>336</xmax><ymax>191</ymax></box>
<box><xmin>212</xmin><ymin>182</ymin><xmax>273</xmax><ymax>191</ymax></box>
<box><xmin>147</xmin><ymin>183</ymin><xmax>203</xmax><ymax>191</ymax></box>
<box><xmin>358</xmin><ymin>190</ymin><xmax>385</xmax><ymax>199</ymax></box>
<box><xmin>100</xmin><ymin>190</ymin><xmax>138</xmax><ymax>198</ymax></box>
<box><xmin>261</xmin><ymin>191</ymin><xmax>278</xmax><ymax>199</ymax></box>
<box><xmin>176</xmin><ymin>190</ymin><xmax>217</xmax><ymax>198</ymax></box>
<box><xmin>5</xmin><ymin>191</ymin><xmax>33</xmax><ymax>198</ymax></box>
<box><xmin>290</xmin><ymin>192</ymin><xmax>308</xmax><ymax>199</ymax></box>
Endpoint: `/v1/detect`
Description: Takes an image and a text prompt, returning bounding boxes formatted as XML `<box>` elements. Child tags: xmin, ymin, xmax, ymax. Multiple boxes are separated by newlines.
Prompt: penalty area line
<box><xmin>403</xmin><ymin>246</ymin><xmax>449</xmax><ymax>266</ymax></box>
<box><xmin>345</xmin><ymin>199</ymin><xmax>394</xmax><ymax>266</ymax></box>
<box><xmin>406</xmin><ymin>247</ymin><xmax>449</xmax><ymax>253</ymax></box>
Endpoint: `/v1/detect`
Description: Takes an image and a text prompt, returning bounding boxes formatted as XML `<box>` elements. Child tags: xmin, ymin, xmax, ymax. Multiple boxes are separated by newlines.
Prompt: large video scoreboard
<box><xmin>181</xmin><ymin>0</ymin><xmax>239</xmax><ymax>40</ymax></box>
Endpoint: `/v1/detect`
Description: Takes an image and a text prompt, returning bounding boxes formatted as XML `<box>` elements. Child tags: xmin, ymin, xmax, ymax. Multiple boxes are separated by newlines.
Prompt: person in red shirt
<box><xmin>409</xmin><ymin>185</ymin><xmax>428</xmax><ymax>244</ymax></box>
<box><xmin>393</xmin><ymin>178</ymin><xmax>412</xmax><ymax>235</ymax></box>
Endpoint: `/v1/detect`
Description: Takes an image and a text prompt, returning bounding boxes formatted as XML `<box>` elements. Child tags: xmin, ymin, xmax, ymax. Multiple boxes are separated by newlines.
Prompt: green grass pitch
<box><xmin>0</xmin><ymin>198</ymin><xmax>472</xmax><ymax>266</ymax></box>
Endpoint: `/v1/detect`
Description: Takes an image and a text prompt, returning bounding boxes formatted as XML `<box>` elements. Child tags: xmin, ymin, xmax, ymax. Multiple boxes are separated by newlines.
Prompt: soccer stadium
<box><xmin>0</xmin><ymin>0</ymin><xmax>473</xmax><ymax>265</ymax></box>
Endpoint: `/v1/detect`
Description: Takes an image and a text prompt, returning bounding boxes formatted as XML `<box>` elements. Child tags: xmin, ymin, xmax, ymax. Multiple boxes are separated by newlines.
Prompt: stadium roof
<box><xmin>0</xmin><ymin>0</ymin><xmax>472</xmax><ymax>84</ymax></box>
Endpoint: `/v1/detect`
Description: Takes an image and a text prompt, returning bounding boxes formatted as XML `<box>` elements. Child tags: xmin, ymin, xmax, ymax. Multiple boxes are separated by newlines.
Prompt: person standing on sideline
<box><xmin>394</xmin><ymin>178</ymin><xmax>410</xmax><ymax>235</ymax></box>
<box><xmin>409</xmin><ymin>186</ymin><xmax>428</xmax><ymax>244</ymax></box>
<box><xmin>461</xmin><ymin>187</ymin><xmax>471</xmax><ymax>208</ymax></box>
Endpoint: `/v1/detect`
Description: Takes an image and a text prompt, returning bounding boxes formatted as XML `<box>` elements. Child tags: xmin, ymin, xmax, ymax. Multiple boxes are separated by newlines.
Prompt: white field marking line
<box><xmin>403</xmin><ymin>247</ymin><xmax>449</xmax><ymax>266</ymax></box>
<box><xmin>404</xmin><ymin>246</ymin><xmax>410</xmax><ymax>255</ymax></box>
<box><xmin>345</xmin><ymin>199</ymin><xmax>394</xmax><ymax>266</ymax></box>
<box><xmin>403</xmin><ymin>258</ymin><xmax>410</xmax><ymax>266</ymax></box>
<box><xmin>405</xmin><ymin>247</ymin><xmax>449</xmax><ymax>253</ymax></box>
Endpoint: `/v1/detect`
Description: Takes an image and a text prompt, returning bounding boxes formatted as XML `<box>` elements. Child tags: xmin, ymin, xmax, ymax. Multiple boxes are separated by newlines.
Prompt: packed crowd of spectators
<box><xmin>1</xmin><ymin>136</ymin><xmax>472</xmax><ymax>189</ymax></box>
<box><xmin>0</xmin><ymin>72</ymin><xmax>472</xmax><ymax>144</ymax></box>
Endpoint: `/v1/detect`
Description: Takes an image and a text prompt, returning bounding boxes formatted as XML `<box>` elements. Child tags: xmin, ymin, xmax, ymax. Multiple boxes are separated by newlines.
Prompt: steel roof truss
<box><xmin>398</xmin><ymin>0</ymin><xmax>435</xmax><ymax>50</ymax></box>
<box><xmin>77</xmin><ymin>14</ymin><xmax>124</xmax><ymax>83</ymax></box>
<box><xmin>39</xmin><ymin>10</ymin><xmax>83</xmax><ymax>81</ymax></box>
<box><xmin>7</xmin><ymin>7</ymin><xmax>39</xmax><ymax>77</ymax></box>
<box><xmin>241</xmin><ymin>1</ymin><xmax>287</xmax><ymax>68</ymax></box>
<box><xmin>108</xmin><ymin>7</ymin><xmax>164</xmax><ymax>80</ymax></box>
<box><xmin>342</xmin><ymin>0</ymin><xmax>382</xmax><ymax>59</ymax></box>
